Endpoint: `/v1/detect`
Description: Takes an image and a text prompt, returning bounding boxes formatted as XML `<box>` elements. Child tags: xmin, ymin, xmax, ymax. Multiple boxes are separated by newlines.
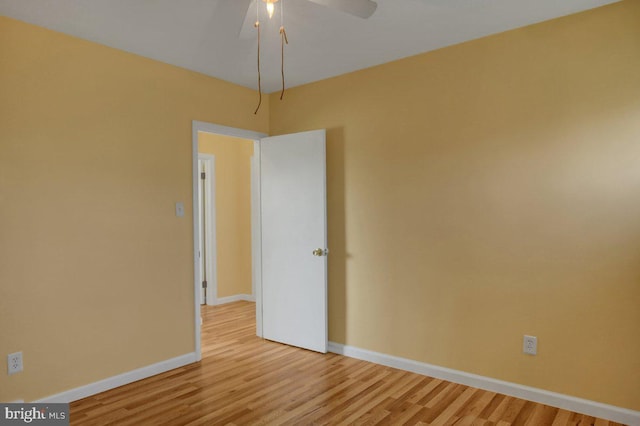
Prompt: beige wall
<box><xmin>0</xmin><ymin>16</ymin><xmax>268</xmax><ymax>402</ymax></box>
<box><xmin>198</xmin><ymin>133</ymin><xmax>254</xmax><ymax>298</ymax></box>
<box><xmin>269</xmin><ymin>1</ymin><xmax>640</xmax><ymax>410</ymax></box>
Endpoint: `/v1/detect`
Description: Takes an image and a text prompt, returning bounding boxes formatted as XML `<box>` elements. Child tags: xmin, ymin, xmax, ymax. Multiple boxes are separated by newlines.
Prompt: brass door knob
<box><xmin>312</xmin><ymin>248</ymin><xmax>328</xmax><ymax>257</ymax></box>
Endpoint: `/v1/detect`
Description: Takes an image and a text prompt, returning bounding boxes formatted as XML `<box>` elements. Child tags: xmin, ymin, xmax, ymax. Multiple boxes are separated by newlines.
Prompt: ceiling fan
<box><xmin>226</xmin><ymin>0</ymin><xmax>377</xmax><ymax>113</ymax></box>
<box><xmin>237</xmin><ymin>0</ymin><xmax>378</xmax><ymax>39</ymax></box>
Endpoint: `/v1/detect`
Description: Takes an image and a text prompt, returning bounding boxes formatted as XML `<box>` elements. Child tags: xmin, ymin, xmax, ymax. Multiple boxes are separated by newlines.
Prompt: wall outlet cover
<box><xmin>523</xmin><ymin>335</ymin><xmax>537</xmax><ymax>355</ymax></box>
<box><xmin>8</xmin><ymin>352</ymin><xmax>23</xmax><ymax>375</ymax></box>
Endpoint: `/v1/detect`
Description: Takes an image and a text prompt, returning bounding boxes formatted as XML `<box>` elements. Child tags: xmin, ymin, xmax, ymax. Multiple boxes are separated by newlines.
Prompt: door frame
<box><xmin>192</xmin><ymin>120</ymin><xmax>267</xmax><ymax>360</ymax></box>
<box><xmin>197</xmin><ymin>154</ymin><xmax>216</xmax><ymax>305</ymax></box>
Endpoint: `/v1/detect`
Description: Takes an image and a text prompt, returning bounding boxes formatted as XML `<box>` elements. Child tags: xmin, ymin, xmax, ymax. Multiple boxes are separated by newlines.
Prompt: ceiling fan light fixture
<box><xmin>262</xmin><ymin>0</ymin><xmax>279</xmax><ymax>19</ymax></box>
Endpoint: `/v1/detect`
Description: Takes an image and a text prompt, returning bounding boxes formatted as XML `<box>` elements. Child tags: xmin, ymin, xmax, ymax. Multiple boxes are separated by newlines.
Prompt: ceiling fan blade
<box><xmin>238</xmin><ymin>0</ymin><xmax>257</xmax><ymax>40</ymax></box>
<box><xmin>307</xmin><ymin>0</ymin><xmax>378</xmax><ymax>19</ymax></box>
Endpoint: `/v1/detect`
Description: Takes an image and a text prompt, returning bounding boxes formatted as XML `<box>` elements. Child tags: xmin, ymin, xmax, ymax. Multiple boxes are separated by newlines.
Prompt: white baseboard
<box><xmin>35</xmin><ymin>352</ymin><xmax>198</xmax><ymax>403</ymax></box>
<box><xmin>214</xmin><ymin>294</ymin><xmax>255</xmax><ymax>305</ymax></box>
<box><xmin>328</xmin><ymin>342</ymin><xmax>639</xmax><ymax>425</ymax></box>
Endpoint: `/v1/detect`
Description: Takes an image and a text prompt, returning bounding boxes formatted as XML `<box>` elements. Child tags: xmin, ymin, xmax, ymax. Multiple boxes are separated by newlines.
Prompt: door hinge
<box><xmin>201</xmin><ymin>172</ymin><xmax>206</xmax><ymax>180</ymax></box>
<box><xmin>202</xmin><ymin>280</ymin><xmax>208</xmax><ymax>289</ymax></box>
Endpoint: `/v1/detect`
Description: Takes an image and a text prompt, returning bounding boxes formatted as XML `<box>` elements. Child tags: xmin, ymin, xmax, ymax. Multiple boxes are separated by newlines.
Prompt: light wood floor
<box><xmin>70</xmin><ymin>301</ymin><xmax>625</xmax><ymax>425</ymax></box>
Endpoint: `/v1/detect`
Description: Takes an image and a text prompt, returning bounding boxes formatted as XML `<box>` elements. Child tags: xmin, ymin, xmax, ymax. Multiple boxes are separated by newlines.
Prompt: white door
<box><xmin>261</xmin><ymin>129</ymin><xmax>328</xmax><ymax>353</ymax></box>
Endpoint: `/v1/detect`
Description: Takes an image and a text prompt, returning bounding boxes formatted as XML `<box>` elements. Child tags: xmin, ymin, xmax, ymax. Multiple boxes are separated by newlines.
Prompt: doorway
<box><xmin>198</xmin><ymin>134</ymin><xmax>255</xmax><ymax>305</ymax></box>
<box><xmin>192</xmin><ymin>121</ymin><xmax>267</xmax><ymax>361</ymax></box>
<box><xmin>192</xmin><ymin>121</ymin><xmax>329</xmax><ymax>360</ymax></box>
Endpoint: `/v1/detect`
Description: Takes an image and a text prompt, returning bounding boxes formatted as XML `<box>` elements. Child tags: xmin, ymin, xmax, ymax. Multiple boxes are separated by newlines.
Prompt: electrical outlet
<box><xmin>7</xmin><ymin>352</ymin><xmax>23</xmax><ymax>375</ymax></box>
<box><xmin>523</xmin><ymin>335</ymin><xmax>537</xmax><ymax>355</ymax></box>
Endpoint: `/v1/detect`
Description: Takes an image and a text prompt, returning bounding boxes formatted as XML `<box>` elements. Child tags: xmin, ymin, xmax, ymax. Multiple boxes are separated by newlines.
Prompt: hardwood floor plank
<box><xmin>552</xmin><ymin>408</ymin><xmax>575</xmax><ymax>426</ymax></box>
<box><xmin>385</xmin><ymin>400</ymin><xmax>426</xmax><ymax>424</ymax></box>
<box><xmin>69</xmin><ymin>301</ymin><xmax>627</xmax><ymax>425</ymax></box>
<box><xmin>333</xmin><ymin>372</ymin><xmax>424</xmax><ymax>424</ymax></box>
<box><xmin>455</xmin><ymin>388</ymin><xmax>498</xmax><ymax>420</ymax></box>
<box><xmin>478</xmin><ymin>392</ymin><xmax>507</xmax><ymax>420</ymax></box>
<box><xmin>401</xmin><ymin>406</ymin><xmax>433</xmax><ymax>425</ymax></box>
<box><xmin>433</xmin><ymin>387</ymin><xmax>480</xmax><ymax>426</ymax></box>
<box><xmin>524</xmin><ymin>404</ymin><xmax>559</xmax><ymax>426</ymax></box>
<box><xmin>512</xmin><ymin>401</ymin><xmax>537</xmax><ymax>426</ymax></box>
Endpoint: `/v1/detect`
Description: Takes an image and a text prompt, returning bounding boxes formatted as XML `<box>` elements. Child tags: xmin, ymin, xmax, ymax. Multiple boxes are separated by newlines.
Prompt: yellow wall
<box><xmin>198</xmin><ymin>133</ymin><xmax>254</xmax><ymax>298</ymax></box>
<box><xmin>269</xmin><ymin>1</ymin><xmax>640</xmax><ymax>410</ymax></box>
<box><xmin>0</xmin><ymin>16</ymin><xmax>268</xmax><ymax>402</ymax></box>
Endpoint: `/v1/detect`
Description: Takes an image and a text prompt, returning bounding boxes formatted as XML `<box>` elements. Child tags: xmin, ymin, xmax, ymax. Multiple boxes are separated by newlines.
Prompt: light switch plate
<box><xmin>175</xmin><ymin>202</ymin><xmax>185</xmax><ymax>217</ymax></box>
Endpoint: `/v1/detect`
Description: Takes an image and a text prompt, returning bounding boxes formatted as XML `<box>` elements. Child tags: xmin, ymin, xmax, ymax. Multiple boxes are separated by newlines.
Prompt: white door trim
<box><xmin>192</xmin><ymin>120</ymin><xmax>267</xmax><ymax>360</ymax></box>
<box><xmin>251</xmin><ymin>148</ymin><xmax>263</xmax><ymax>337</ymax></box>
<box><xmin>198</xmin><ymin>154</ymin><xmax>216</xmax><ymax>305</ymax></box>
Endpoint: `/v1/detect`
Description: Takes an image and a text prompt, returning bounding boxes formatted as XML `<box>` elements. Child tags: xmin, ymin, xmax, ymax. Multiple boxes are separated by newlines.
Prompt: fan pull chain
<box><xmin>279</xmin><ymin>0</ymin><xmax>288</xmax><ymax>100</ymax></box>
<box><xmin>254</xmin><ymin>20</ymin><xmax>262</xmax><ymax>114</ymax></box>
<box><xmin>279</xmin><ymin>26</ymin><xmax>288</xmax><ymax>100</ymax></box>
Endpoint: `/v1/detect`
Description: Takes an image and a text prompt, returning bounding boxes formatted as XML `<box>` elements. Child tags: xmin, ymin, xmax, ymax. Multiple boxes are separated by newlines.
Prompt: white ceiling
<box><xmin>0</xmin><ymin>0</ymin><xmax>619</xmax><ymax>93</ymax></box>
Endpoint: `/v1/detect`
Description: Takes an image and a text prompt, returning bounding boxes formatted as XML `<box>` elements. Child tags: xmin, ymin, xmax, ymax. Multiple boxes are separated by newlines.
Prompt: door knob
<box><xmin>312</xmin><ymin>248</ymin><xmax>329</xmax><ymax>257</ymax></box>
